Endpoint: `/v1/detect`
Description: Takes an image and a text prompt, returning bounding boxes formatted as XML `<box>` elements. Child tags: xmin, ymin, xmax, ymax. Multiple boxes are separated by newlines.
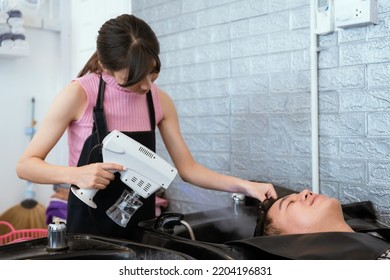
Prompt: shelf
<box><xmin>0</xmin><ymin>47</ymin><xmax>30</xmax><ymax>58</ymax></box>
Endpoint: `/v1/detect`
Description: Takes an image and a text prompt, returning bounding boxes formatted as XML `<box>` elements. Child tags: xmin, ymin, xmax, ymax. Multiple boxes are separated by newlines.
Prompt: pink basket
<box><xmin>0</xmin><ymin>221</ymin><xmax>47</xmax><ymax>245</ymax></box>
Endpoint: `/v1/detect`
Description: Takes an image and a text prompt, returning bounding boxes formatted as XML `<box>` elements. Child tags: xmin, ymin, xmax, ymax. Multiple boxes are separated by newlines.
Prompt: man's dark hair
<box><xmin>253</xmin><ymin>198</ymin><xmax>282</xmax><ymax>236</ymax></box>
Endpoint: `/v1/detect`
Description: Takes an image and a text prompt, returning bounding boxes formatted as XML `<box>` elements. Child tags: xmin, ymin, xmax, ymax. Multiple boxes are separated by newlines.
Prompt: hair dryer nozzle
<box><xmin>70</xmin><ymin>185</ymin><xmax>98</xmax><ymax>208</ymax></box>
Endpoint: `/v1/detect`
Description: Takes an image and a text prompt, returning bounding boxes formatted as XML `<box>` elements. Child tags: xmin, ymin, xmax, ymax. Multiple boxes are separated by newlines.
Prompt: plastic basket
<box><xmin>0</xmin><ymin>221</ymin><xmax>47</xmax><ymax>245</ymax></box>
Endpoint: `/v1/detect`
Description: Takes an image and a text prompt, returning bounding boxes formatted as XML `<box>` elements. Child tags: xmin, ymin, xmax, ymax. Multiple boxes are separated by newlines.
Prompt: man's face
<box><xmin>267</xmin><ymin>189</ymin><xmax>344</xmax><ymax>235</ymax></box>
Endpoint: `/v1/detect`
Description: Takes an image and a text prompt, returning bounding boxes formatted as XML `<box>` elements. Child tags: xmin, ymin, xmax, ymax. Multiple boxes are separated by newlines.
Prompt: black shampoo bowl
<box><xmin>0</xmin><ymin>234</ymin><xmax>193</xmax><ymax>260</ymax></box>
<box><xmin>171</xmin><ymin>208</ymin><xmax>257</xmax><ymax>243</ymax></box>
<box><xmin>135</xmin><ymin>206</ymin><xmax>259</xmax><ymax>259</ymax></box>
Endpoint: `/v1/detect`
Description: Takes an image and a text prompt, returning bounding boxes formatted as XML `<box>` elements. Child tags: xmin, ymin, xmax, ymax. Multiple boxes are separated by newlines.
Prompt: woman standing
<box><xmin>16</xmin><ymin>14</ymin><xmax>276</xmax><ymax>240</ymax></box>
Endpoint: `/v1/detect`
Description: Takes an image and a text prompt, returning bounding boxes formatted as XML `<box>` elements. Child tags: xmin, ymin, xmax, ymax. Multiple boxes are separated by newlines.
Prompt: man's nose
<box><xmin>300</xmin><ymin>189</ymin><xmax>313</xmax><ymax>200</ymax></box>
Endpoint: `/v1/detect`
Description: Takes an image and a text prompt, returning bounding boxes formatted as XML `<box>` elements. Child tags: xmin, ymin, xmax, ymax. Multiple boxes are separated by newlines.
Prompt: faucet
<box><xmin>154</xmin><ymin>212</ymin><xmax>184</xmax><ymax>233</ymax></box>
<box><xmin>154</xmin><ymin>212</ymin><xmax>196</xmax><ymax>240</ymax></box>
<box><xmin>46</xmin><ymin>219</ymin><xmax>68</xmax><ymax>251</ymax></box>
<box><xmin>231</xmin><ymin>193</ymin><xmax>245</xmax><ymax>215</ymax></box>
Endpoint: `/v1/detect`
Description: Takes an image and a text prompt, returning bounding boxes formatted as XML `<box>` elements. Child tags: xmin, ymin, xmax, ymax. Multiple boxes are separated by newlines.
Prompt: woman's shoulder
<box><xmin>60</xmin><ymin>81</ymin><xmax>88</xmax><ymax>107</ymax></box>
<box><xmin>155</xmin><ymin>86</ymin><xmax>170</xmax><ymax>99</ymax></box>
<box><xmin>157</xmin><ymin>87</ymin><xmax>174</xmax><ymax>105</ymax></box>
<box><xmin>156</xmin><ymin>87</ymin><xmax>177</xmax><ymax>119</ymax></box>
<box><xmin>75</xmin><ymin>72</ymin><xmax>100</xmax><ymax>87</ymax></box>
<box><xmin>72</xmin><ymin>73</ymin><xmax>100</xmax><ymax>103</ymax></box>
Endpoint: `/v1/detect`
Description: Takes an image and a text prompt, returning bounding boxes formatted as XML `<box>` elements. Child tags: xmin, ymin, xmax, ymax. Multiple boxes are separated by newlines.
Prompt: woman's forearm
<box><xmin>16</xmin><ymin>157</ymin><xmax>76</xmax><ymax>185</ymax></box>
<box><xmin>178</xmin><ymin>162</ymin><xmax>276</xmax><ymax>201</ymax></box>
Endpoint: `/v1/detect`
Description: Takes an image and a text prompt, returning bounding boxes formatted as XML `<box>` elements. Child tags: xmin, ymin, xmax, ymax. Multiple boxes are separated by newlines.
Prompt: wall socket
<box><xmin>335</xmin><ymin>0</ymin><xmax>378</xmax><ymax>29</ymax></box>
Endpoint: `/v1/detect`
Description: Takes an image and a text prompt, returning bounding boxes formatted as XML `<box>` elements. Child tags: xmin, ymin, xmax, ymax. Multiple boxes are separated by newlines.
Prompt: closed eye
<box><xmin>279</xmin><ymin>194</ymin><xmax>294</xmax><ymax>211</ymax></box>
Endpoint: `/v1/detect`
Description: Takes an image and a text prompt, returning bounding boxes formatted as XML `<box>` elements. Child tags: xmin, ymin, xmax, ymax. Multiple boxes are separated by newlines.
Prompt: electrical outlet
<box><xmin>354</xmin><ymin>7</ymin><xmax>363</xmax><ymax>19</ymax></box>
<box><xmin>335</xmin><ymin>0</ymin><xmax>378</xmax><ymax>29</ymax></box>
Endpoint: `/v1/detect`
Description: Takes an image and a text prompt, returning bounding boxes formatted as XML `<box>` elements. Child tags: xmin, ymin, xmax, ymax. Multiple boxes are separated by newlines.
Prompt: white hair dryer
<box><xmin>71</xmin><ymin>130</ymin><xmax>178</xmax><ymax>215</ymax></box>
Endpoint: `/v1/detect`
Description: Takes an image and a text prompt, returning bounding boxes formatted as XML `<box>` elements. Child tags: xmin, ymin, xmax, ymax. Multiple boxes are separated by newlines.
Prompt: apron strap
<box><xmin>146</xmin><ymin>90</ymin><xmax>156</xmax><ymax>131</ymax></box>
<box><xmin>93</xmin><ymin>75</ymin><xmax>108</xmax><ymax>143</ymax></box>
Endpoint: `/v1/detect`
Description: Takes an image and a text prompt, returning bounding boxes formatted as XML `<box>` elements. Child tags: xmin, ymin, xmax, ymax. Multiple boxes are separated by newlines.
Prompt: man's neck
<box><xmin>329</xmin><ymin>222</ymin><xmax>354</xmax><ymax>233</ymax></box>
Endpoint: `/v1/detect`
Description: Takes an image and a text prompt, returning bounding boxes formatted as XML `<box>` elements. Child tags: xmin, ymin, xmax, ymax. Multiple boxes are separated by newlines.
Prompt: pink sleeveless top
<box><xmin>67</xmin><ymin>72</ymin><xmax>163</xmax><ymax>166</ymax></box>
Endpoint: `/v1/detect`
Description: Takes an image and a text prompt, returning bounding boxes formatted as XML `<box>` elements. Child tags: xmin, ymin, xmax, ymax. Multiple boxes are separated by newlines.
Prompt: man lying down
<box><xmin>228</xmin><ymin>190</ymin><xmax>390</xmax><ymax>260</ymax></box>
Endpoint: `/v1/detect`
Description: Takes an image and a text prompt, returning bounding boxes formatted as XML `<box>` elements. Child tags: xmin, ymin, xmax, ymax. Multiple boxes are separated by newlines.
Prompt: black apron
<box><xmin>67</xmin><ymin>75</ymin><xmax>156</xmax><ymax>240</ymax></box>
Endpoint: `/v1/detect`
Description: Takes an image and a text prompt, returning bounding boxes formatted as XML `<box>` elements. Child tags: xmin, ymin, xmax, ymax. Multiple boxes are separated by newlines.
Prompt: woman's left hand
<box><xmin>243</xmin><ymin>181</ymin><xmax>277</xmax><ymax>202</ymax></box>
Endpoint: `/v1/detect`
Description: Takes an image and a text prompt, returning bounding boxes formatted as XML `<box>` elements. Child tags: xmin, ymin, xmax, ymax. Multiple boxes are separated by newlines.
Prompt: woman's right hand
<box><xmin>73</xmin><ymin>162</ymin><xmax>126</xmax><ymax>190</ymax></box>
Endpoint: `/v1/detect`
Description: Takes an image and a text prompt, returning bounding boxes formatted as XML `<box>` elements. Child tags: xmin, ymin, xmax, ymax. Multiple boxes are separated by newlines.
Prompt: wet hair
<box><xmin>253</xmin><ymin>198</ymin><xmax>282</xmax><ymax>236</ymax></box>
<box><xmin>77</xmin><ymin>14</ymin><xmax>161</xmax><ymax>87</ymax></box>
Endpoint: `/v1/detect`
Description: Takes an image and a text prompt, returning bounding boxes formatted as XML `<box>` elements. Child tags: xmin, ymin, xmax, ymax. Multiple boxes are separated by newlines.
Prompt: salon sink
<box><xmin>0</xmin><ymin>234</ymin><xmax>194</xmax><ymax>260</ymax></box>
<box><xmin>135</xmin><ymin>206</ymin><xmax>260</xmax><ymax>259</ymax></box>
<box><xmin>174</xmin><ymin>207</ymin><xmax>257</xmax><ymax>243</ymax></box>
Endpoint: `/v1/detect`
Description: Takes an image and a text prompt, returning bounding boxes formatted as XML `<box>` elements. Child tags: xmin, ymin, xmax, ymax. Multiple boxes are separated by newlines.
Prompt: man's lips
<box><xmin>310</xmin><ymin>194</ymin><xmax>320</xmax><ymax>206</ymax></box>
